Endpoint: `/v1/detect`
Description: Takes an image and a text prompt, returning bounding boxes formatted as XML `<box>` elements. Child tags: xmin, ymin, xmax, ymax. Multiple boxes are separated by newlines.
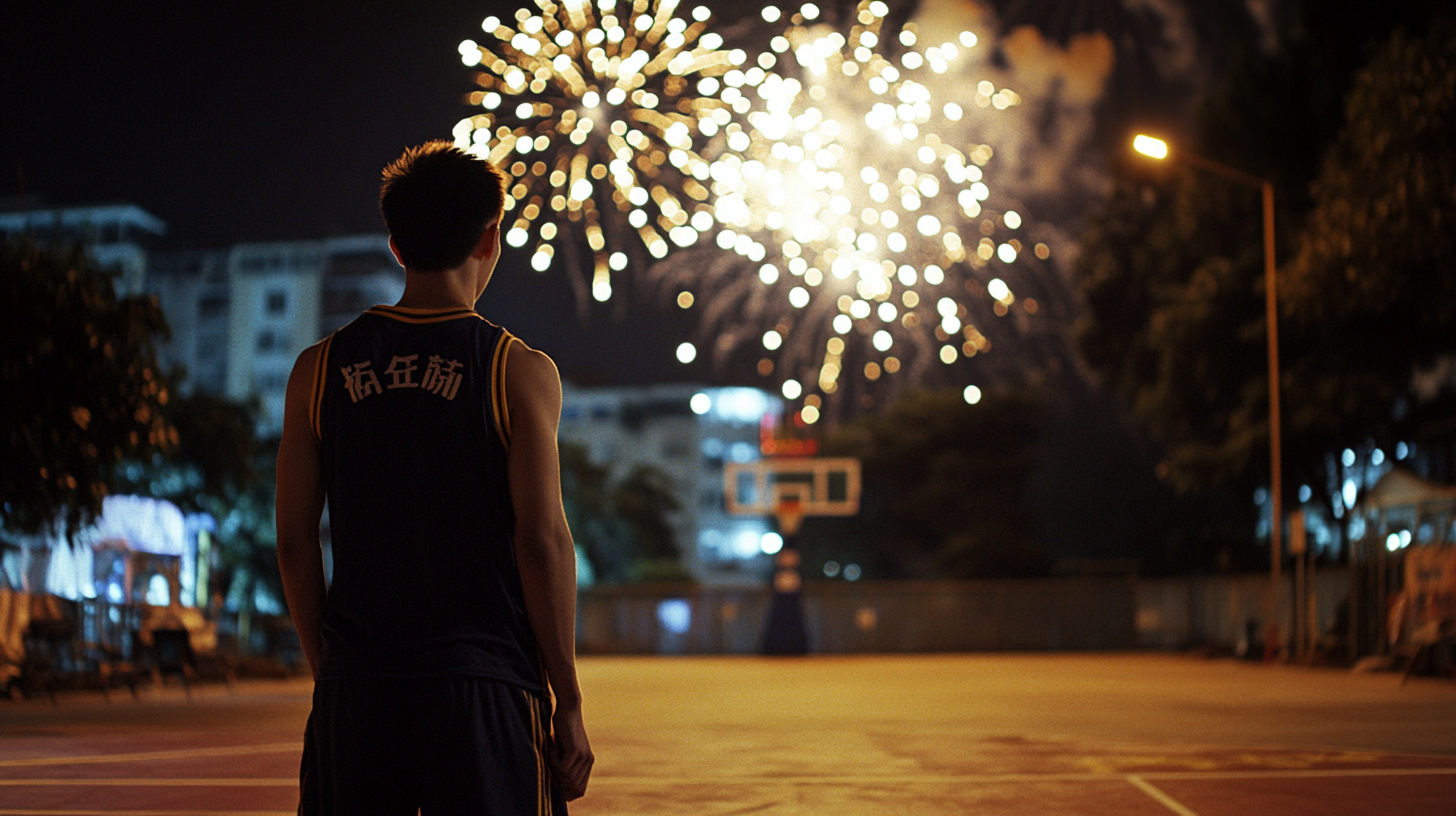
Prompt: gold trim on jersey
<box><xmin>491</xmin><ymin>333</ymin><xmax>517</xmax><ymax>450</ymax></box>
<box><xmin>365</xmin><ymin>304</ymin><xmax>484</xmax><ymax>324</ymax></box>
<box><xmin>309</xmin><ymin>333</ymin><xmax>335</xmax><ymax>443</ymax></box>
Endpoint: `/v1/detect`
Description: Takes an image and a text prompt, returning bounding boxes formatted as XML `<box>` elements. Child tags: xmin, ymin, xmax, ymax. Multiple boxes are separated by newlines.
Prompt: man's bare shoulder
<box><xmin>505</xmin><ymin>340</ymin><xmax>562</xmax><ymax>406</ymax></box>
<box><xmin>285</xmin><ymin>339</ymin><xmax>327</xmax><ymax>397</ymax></box>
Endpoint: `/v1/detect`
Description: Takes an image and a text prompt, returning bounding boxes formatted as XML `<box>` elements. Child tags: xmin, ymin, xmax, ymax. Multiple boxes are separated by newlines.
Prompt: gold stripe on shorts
<box><xmin>524</xmin><ymin>689</ymin><xmax>550</xmax><ymax>816</ymax></box>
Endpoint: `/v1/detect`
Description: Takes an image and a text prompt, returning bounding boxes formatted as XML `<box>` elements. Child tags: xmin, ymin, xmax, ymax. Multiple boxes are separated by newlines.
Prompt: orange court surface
<box><xmin>0</xmin><ymin>653</ymin><xmax>1452</xmax><ymax>815</ymax></box>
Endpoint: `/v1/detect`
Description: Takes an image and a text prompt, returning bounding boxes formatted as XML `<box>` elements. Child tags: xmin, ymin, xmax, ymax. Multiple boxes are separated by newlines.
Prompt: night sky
<box><xmin>6</xmin><ymin>2</ymin><xmax>494</xmax><ymax>244</ymax></box>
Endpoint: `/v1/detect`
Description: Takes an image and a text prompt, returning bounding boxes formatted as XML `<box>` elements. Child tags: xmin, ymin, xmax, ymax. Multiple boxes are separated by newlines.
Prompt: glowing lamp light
<box><xmin>690</xmin><ymin>392</ymin><xmax>712</xmax><ymax>415</ymax></box>
<box><xmin>1133</xmin><ymin>134</ymin><xmax>1169</xmax><ymax>160</ymax></box>
<box><xmin>782</xmin><ymin>379</ymin><xmax>803</xmax><ymax>399</ymax></box>
<box><xmin>760</xmin><ymin>532</ymin><xmax>784</xmax><ymax>554</ymax></box>
<box><xmin>676</xmin><ymin>342</ymin><xmax>697</xmax><ymax>364</ymax></box>
<box><xmin>963</xmin><ymin>385</ymin><xmax>982</xmax><ymax>404</ymax></box>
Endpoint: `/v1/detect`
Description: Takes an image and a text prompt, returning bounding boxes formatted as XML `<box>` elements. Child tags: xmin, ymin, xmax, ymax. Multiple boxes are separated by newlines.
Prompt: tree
<box><xmin>559</xmin><ymin>442</ymin><xmax>686</xmax><ymax>584</ymax></box>
<box><xmin>1282</xmin><ymin>20</ymin><xmax>1456</xmax><ymax>447</ymax></box>
<box><xmin>609</xmin><ymin>464</ymin><xmax>686</xmax><ymax>581</ymax></box>
<box><xmin>1075</xmin><ymin>9</ymin><xmax>1455</xmax><ymax>555</ymax></box>
<box><xmin>811</xmin><ymin>387</ymin><xmax>1048</xmax><ymax>579</ymax></box>
<box><xmin>1</xmin><ymin>240</ymin><xmax>174</xmax><ymax>539</ymax></box>
<box><xmin>1075</xmin><ymin>171</ymin><xmax>1273</xmax><ymax>496</ymax></box>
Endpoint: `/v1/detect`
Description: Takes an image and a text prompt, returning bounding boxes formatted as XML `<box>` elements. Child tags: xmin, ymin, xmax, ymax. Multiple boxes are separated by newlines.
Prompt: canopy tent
<box><xmin>1359</xmin><ymin>468</ymin><xmax>1456</xmax><ymax>513</ymax></box>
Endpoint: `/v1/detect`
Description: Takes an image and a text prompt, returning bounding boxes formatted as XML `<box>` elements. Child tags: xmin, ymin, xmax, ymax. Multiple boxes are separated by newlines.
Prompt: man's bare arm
<box><xmin>276</xmin><ymin>342</ymin><xmax>328</xmax><ymax>678</ymax></box>
<box><xmin>505</xmin><ymin>342</ymin><xmax>593</xmax><ymax>800</ymax></box>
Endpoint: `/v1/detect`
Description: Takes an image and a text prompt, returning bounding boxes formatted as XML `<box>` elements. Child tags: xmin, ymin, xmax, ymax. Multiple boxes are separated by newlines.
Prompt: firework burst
<box><xmin>656</xmin><ymin>1</ymin><xmax>1054</xmax><ymax>421</ymax></box>
<box><xmin>454</xmin><ymin>0</ymin><xmax>744</xmax><ymax>307</ymax></box>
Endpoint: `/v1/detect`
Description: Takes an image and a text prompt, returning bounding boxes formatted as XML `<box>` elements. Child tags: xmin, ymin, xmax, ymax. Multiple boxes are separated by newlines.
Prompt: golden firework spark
<box><xmin>667</xmin><ymin>1</ymin><xmax>1042</xmax><ymax>416</ymax></box>
<box><xmin>454</xmin><ymin>0</ymin><xmax>744</xmax><ymax>304</ymax></box>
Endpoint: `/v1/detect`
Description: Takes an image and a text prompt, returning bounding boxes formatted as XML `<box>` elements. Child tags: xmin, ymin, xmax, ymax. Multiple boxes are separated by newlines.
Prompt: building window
<box><xmin>256</xmin><ymin>371</ymin><xmax>290</xmax><ymax>391</ymax></box>
<box><xmin>257</xmin><ymin>330</ymin><xmax>282</xmax><ymax>352</ymax></box>
<box><xmin>266</xmin><ymin>290</ymin><xmax>287</xmax><ymax>314</ymax></box>
<box><xmin>199</xmin><ymin>295</ymin><xmax>228</xmax><ymax>318</ymax></box>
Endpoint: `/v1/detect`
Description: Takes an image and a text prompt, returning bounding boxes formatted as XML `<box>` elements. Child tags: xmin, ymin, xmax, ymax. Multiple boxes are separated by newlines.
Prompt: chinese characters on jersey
<box><xmin>342</xmin><ymin>353</ymin><xmax>462</xmax><ymax>402</ymax></box>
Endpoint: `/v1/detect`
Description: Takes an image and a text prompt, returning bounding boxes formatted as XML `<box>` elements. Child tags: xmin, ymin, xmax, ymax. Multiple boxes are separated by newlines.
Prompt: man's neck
<box><xmin>395</xmin><ymin>266</ymin><xmax>478</xmax><ymax>310</ymax></box>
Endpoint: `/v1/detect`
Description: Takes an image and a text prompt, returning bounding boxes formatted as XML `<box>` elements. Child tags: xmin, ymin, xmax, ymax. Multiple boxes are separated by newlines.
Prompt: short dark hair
<box><xmin>379</xmin><ymin>141</ymin><xmax>507</xmax><ymax>273</ymax></box>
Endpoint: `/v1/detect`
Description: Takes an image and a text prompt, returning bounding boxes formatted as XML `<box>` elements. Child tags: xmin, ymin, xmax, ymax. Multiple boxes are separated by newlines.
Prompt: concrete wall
<box><xmin>578</xmin><ymin>578</ymin><xmax>1138</xmax><ymax>654</ymax></box>
<box><xmin>1133</xmin><ymin>569</ymin><xmax>1349</xmax><ymax>651</ymax></box>
<box><xmin>579</xmin><ymin>572</ymin><xmax>1353</xmax><ymax>655</ymax></box>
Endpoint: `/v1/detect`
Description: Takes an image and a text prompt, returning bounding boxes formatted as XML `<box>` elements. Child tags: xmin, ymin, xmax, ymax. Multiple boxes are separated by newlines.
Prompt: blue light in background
<box><xmin>657</xmin><ymin>599</ymin><xmax>692</xmax><ymax>635</ymax></box>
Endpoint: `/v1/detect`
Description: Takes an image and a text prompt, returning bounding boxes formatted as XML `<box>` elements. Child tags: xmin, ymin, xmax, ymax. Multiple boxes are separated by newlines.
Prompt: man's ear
<box><xmin>387</xmin><ymin>236</ymin><xmax>406</xmax><ymax>269</ymax></box>
<box><xmin>473</xmin><ymin>219</ymin><xmax>502</xmax><ymax>260</ymax></box>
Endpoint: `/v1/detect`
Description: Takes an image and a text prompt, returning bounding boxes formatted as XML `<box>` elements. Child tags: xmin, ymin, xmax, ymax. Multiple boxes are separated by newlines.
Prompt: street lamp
<box><xmin>1133</xmin><ymin>134</ymin><xmax>1285</xmax><ymax>658</ymax></box>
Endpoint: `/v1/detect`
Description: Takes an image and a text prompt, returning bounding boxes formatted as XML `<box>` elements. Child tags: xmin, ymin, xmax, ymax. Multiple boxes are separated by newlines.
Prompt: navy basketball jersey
<box><xmin>309</xmin><ymin>304</ymin><xmax>541</xmax><ymax>694</ymax></box>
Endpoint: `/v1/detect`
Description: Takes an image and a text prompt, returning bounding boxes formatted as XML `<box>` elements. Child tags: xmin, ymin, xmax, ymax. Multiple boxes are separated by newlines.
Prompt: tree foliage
<box><xmin>1283</xmin><ymin>20</ymin><xmax>1456</xmax><ymax>439</ymax></box>
<box><xmin>559</xmin><ymin>442</ymin><xmax>685</xmax><ymax>583</ymax></box>
<box><xmin>811</xmin><ymin>387</ymin><xmax>1048</xmax><ymax>579</ymax></box>
<box><xmin>1</xmin><ymin>240</ymin><xmax>175</xmax><ymax>538</ymax></box>
<box><xmin>1076</xmin><ymin>172</ymin><xmax>1272</xmax><ymax>495</ymax></box>
<box><xmin>1074</xmin><ymin>9</ymin><xmax>1455</xmax><ymax>514</ymax></box>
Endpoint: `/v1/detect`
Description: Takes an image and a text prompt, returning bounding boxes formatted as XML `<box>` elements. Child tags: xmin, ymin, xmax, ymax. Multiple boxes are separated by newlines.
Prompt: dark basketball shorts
<box><xmin>298</xmin><ymin>675</ymin><xmax>566</xmax><ymax>816</ymax></box>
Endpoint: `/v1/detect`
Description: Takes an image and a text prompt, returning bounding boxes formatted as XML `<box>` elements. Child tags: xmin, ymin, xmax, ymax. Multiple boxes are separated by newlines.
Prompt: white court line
<box><xmin>584</xmin><ymin>766</ymin><xmax>1456</xmax><ymax>785</ymax></box>
<box><xmin>0</xmin><ymin>744</ymin><xmax>296</xmax><ymax>768</ymax></box>
<box><xmin>1127</xmin><ymin>775</ymin><xmax>1202</xmax><ymax>816</ymax></box>
<box><xmin>0</xmin><ymin>778</ymin><xmax>294</xmax><ymax>786</ymax></box>
<box><xmin>1138</xmin><ymin>767</ymin><xmax>1456</xmax><ymax>781</ymax></box>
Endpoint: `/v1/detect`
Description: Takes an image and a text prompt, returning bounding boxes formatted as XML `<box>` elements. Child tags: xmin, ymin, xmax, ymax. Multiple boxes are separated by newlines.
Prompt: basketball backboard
<box><xmin>723</xmin><ymin>457</ymin><xmax>861</xmax><ymax>517</ymax></box>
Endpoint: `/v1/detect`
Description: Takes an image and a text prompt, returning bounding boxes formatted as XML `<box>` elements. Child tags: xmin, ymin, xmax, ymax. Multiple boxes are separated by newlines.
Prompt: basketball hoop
<box><xmin>774</xmin><ymin>497</ymin><xmax>806</xmax><ymax>537</ymax></box>
<box><xmin>724</xmin><ymin>457</ymin><xmax>860</xmax><ymax>657</ymax></box>
<box><xmin>723</xmin><ymin>457</ymin><xmax>861</xmax><ymax>518</ymax></box>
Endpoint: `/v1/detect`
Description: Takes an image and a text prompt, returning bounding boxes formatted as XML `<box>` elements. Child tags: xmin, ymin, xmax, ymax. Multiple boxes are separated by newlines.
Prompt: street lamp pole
<box><xmin>1133</xmin><ymin>136</ymin><xmax>1283</xmax><ymax>656</ymax></box>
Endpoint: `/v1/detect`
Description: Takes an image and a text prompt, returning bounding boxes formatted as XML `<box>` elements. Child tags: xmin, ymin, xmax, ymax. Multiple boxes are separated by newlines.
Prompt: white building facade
<box><xmin>148</xmin><ymin>234</ymin><xmax>403</xmax><ymax>435</ymax></box>
<box><xmin>0</xmin><ymin>203</ymin><xmax>167</xmax><ymax>296</ymax></box>
<box><xmin>559</xmin><ymin>384</ymin><xmax>784</xmax><ymax>586</ymax></box>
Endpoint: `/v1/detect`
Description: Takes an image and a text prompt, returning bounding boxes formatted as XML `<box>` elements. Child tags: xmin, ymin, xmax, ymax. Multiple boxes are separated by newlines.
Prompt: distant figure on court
<box><xmin>276</xmin><ymin>141</ymin><xmax>592</xmax><ymax>814</ymax></box>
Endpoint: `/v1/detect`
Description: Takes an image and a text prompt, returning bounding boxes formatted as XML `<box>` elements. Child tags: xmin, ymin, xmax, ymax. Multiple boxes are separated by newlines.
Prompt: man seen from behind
<box><xmin>276</xmin><ymin>141</ymin><xmax>593</xmax><ymax>814</ymax></box>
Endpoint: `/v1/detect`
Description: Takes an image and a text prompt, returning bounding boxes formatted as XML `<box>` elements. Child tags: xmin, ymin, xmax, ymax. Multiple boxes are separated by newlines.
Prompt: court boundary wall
<box><xmin>577</xmin><ymin>571</ymin><xmax>1352</xmax><ymax>655</ymax></box>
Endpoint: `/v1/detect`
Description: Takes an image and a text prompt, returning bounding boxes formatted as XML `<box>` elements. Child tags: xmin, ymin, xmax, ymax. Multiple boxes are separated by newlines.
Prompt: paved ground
<box><xmin>0</xmin><ymin>654</ymin><xmax>1452</xmax><ymax>815</ymax></box>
